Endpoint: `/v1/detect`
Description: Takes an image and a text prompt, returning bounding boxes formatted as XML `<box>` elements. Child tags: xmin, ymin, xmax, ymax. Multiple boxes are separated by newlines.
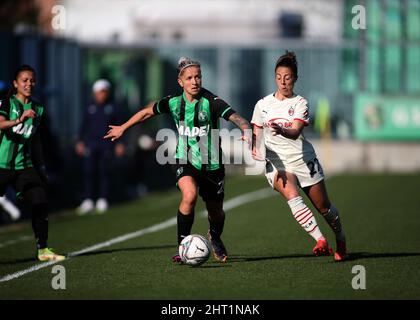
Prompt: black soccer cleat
<box><xmin>207</xmin><ymin>230</ymin><xmax>228</xmax><ymax>263</ymax></box>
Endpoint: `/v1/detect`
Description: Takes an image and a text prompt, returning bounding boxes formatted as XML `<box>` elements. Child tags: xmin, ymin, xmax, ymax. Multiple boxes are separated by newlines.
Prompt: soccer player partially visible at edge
<box><xmin>0</xmin><ymin>65</ymin><xmax>65</xmax><ymax>261</ymax></box>
<box><xmin>251</xmin><ymin>51</ymin><xmax>347</xmax><ymax>262</ymax></box>
<box><xmin>104</xmin><ymin>57</ymin><xmax>251</xmax><ymax>263</ymax></box>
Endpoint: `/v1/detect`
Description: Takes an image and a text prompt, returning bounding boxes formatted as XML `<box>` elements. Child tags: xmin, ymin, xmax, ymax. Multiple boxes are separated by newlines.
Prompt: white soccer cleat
<box><xmin>95</xmin><ymin>198</ymin><xmax>108</xmax><ymax>214</ymax></box>
<box><xmin>76</xmin><ymin>198</ymin><xmax>94</xmax><ymax>215</ymax></box>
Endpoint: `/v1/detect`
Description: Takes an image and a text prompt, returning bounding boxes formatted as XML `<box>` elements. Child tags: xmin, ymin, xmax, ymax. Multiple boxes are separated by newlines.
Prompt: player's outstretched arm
<box><xmin>104</xmin><ymin>102</ymin><xmax>155</xmax><ymax>141</ymax></box>
<box><xmin>228</xmin><ymin>112</ymin><xmax>252</xmax><ymax>145</ymax></box>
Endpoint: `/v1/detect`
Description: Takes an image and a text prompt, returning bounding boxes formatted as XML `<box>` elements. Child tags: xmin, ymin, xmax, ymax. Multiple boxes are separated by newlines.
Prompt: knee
<box><xmin>181</xmin><ymin>190</ymin><xmax>197</xmax><ymax>207</ymax></box>
<box><xmin>276</xmin><ymin>187</ymin><xmax>300</xmax><ymax>201</ymax></box>
<box><xmin>25</xmin><ymin>187</ymin><xmax>48</xmax><ymax>208</ymax></box>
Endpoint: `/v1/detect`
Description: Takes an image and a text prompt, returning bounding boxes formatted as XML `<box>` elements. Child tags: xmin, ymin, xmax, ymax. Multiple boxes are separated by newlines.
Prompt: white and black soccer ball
<box><xmin>179</xmin><ymin>234</ymin><xmax>211</xmax><ymax>267</ymax></box>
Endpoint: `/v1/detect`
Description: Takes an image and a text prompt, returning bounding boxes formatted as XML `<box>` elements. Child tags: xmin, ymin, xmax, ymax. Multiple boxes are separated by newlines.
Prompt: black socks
<box><xmin>177</xmin><ymin>210</ymin><xmax>194</xmax><ymax>245</ymax></box>
<box><xmin>32</xmin><ymin>203</ymin><xmax>49</xmax><ymax>249</ymax></box>
<box><xmin>208</xmin><ymin>216</ymin><xmax>225</xmax><ymax>239</ymax></box>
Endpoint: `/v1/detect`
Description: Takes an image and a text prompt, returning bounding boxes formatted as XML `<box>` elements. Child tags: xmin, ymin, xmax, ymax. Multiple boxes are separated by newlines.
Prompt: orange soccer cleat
<box><xmin>334</xmin><ymin>239</ymin><xmax>347</xmax><ymax>262</ymax></box>
<box><xmin>312</xmin><ymin>239</ymin><xmax>333</xmax><ymax>256</ymax></box>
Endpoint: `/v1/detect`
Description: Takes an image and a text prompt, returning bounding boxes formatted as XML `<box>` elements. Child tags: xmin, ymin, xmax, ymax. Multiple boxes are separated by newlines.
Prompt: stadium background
<box><xmin>0</xmin><ymin>0</ymin><xmax>419</xmax><ymax>301</ymax></box>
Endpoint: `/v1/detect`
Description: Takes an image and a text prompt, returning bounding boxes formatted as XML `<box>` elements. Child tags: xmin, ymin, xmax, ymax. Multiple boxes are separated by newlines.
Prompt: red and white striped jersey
<box><xmin>251</xmin><ymin>93</ymin><xmax>317</xmax><ymax>164</ymax></box>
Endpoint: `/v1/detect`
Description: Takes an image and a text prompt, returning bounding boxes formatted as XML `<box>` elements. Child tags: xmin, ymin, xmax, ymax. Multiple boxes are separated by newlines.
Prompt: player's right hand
<box><xmin>104</xmin><ymin>125</ymin><xmax>124</xmax><ymax>141</ymax></box>
<box><xmin>19</xmin><ymin>109</ymin><xmax>36</xmax><ymax>122</ymax></box>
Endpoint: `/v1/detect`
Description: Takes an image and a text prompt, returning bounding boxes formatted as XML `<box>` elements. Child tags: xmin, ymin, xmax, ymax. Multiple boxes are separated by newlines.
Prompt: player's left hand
<box><xmin>238</xmin><ymin>135</ymin><xmax>251</xmax><ymax>148</ymax></box>
<box><xmin>238</xmin><ymin>129</ymin><xmax>252</xmax><ymax>148</ymax></box>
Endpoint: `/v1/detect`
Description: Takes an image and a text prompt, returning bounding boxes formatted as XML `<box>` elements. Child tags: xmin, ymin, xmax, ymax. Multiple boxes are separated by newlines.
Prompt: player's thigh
<box><xmin>13</xmin><ymin>168</ymin><xmax>48</xmax><ymax>205</ymax></box>
<box><xmin>0</xmin><ymin>169</ymin><xmax>16</xmax><ymax>197</ymax></box>
<box><xmin>272</xmin><ymin>170</ymin><xmax>300</xmax><ymax>200</ymax></box>
<box><xmin>302</xmin><ymin>179</ymin><xmax>331</xmax><ymax>213</ymax></box>
<box><xmin>198</xmin><ymin>168</ymin><xmax>225</xmax><ymax>203</ymax></box>
<box><xmin>178</xmin><ymin>175</ymin><xmax>198</xmax><ymax>204</ymax></box>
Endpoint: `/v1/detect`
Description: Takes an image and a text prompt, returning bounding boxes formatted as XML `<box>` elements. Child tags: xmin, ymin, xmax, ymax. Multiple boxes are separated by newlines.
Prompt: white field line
<box><xmin>0</xmin><ymin>236</ymin><xmax>32</xmax><ymax>249</ymax></box>
<box><xmin>0</xmin><ymin>187</ymin><xmax>274</xmax><ymax>283</ymax></box>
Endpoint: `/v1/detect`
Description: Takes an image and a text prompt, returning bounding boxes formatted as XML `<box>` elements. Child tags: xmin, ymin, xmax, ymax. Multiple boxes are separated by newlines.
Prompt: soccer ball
<box><xmin>179</xmin><ymin>234</ymin><xmax>211</xmax><ymax>267</ymax></box>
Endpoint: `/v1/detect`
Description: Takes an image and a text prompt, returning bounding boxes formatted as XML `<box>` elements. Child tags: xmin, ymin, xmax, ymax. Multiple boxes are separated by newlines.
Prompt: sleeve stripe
<box><xmin>152</xmin><ymin>102</ymin><xmax>160</xmax><ymax>115</ymax></box>
<box><xmin>220</xmin><ymin>107</ymin><xmax>232</xmax><ymax>118</ymax></box>
<box><xmin>251</xmin><ymin>122</ymin><xmax>263</xmax><ymax>128</ymax></box>
<box><xmin>294</xmin><ymin>118</ymin><xmax>309</xmax><ymax>126</ymax></box>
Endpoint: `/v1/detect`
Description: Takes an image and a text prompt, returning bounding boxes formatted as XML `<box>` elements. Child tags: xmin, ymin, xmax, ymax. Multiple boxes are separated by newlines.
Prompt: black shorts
<box><xmin>173</xmin><ymin>164</ymin><xmax>225</xmax><ymax>202</ymax></box>
<box><xmin>0</xmin><ymin>167</ymin><xmax>48</xmax><ymax>205</ymax></box>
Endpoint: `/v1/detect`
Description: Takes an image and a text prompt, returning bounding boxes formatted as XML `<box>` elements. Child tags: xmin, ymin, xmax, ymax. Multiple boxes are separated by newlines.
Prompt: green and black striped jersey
<box><xmin>0</xmin><ymin>95</ymin><xmax>44</xmax><ymax>170</ymax></box>
<box><xmin>153</xmin><ymin>88</ymin><xmax>235</xmax><ymax>171</ymax></box>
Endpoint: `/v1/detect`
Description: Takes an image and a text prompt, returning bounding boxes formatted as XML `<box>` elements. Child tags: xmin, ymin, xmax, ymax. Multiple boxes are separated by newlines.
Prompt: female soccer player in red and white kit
<box><xmin>251</xmin><ymin>51</ymin><xmax>347</xmax><ymax>261</ymax></box>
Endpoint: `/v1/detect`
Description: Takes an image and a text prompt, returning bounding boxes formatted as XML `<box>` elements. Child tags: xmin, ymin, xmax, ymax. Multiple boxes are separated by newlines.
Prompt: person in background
<box><xmin>75</xmin><ymin>79</ymin><xmax>125</xmax><ymax>215</ymax></box>
<box><xmin>0</xmin><ymin>64</ymin><xmax>64</xmax><ymax>261</ymax></box>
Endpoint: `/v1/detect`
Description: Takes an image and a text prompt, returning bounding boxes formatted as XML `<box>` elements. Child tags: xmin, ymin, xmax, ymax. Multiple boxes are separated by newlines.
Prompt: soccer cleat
<box><xmin>76</xmin><ymin>199</ymin><xmax>94</xmax><ymax>215</ymax></box>
<box><xmin>171</xmin><ymin>254</ymin><xmax>182</xmax><ymax>264</ymax></box>
<box><xmin>312</xmin><ymin>239</ymin><xmax>333</xmax><ymax>256</ymax></box>
<box><xmin>334</xmin><ymin>239</ymin><xmax>347</xmax><ymax>262</ymax></box>
<box><xmin>207</xmin><ymin>230</ymin><xmax>228</xmax><ymax>263</ymax></box>
<box><xmin>38</xmin><ymin>248</ymin><xmax>66</xmax><ymax>262</ymax></box>
<box><xmin>95</xmin><ymin>198</ymin><xmax>108</xmax><ymax>214</ymax></box>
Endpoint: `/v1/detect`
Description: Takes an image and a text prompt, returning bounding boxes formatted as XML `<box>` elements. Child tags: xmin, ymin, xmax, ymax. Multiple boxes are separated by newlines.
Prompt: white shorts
<box><xmin>264</xmin><ymin>156</ymin><xmax>325</xmax><ymax>189</ymax></box>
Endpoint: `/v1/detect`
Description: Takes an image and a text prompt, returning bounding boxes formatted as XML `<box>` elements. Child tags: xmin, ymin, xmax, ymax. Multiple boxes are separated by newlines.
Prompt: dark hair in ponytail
<box><xmin>275</xmin><ymin>51</ymin><xmax>298</xmax><ymax>82</ymax></box>
<box><xmin>5</xmin><ymin>64</ymin><xmax>36</xmax><ymax>99</ymax></box>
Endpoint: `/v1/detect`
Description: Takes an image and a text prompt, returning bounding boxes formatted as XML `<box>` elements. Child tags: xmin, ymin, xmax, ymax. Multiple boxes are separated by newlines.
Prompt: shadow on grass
<box><xmin>0</xmin><ymin>244</ymin><xmax>175</xmax><ymax>264</ymax></box>
<box><xmin>228</xmin><ymin>252</ymin><xmax>420</xmax><ymax>263</ymax></box>
<box><xmin>3</xmin><ymin>251</ymin><xmax>420</xmax><ymax>266</ymax></box>
<box><xmin>72</xmin><ymin>244</ymin><xmax>175</xmax><ymax>258</ymax></box>
<box><xmin>184</xmin><ymin>264</ymin><xmax>230</xmax><ymax>269</ymax></box>
<box><xmin>344</xmin><ymin>252</ymin><xmax>420</xmax><ymax>262</ymax></box>
<box><xmin>229</xmin><ymin>253</ymin><xmax>314</xmax><ymax>263</ymax></box>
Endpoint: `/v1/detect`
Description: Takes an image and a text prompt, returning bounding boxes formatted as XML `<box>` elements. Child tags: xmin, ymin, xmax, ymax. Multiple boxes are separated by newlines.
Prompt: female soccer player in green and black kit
<box><xmin>0</xmin><ymin>65</ymin><xmax>64</xmax><ymax>261</ymax></box>
<box><xmin>104</xmin><ymin>57</ymin><xmax>251</xmax><ymax>263</ymax></box>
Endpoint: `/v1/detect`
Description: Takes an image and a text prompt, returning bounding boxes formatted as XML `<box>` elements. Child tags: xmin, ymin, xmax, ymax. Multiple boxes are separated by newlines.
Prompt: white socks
<box><xmin>287</xmin><ymin>196</ymin><xmax>325</xmax><ymax>241</ymax></box>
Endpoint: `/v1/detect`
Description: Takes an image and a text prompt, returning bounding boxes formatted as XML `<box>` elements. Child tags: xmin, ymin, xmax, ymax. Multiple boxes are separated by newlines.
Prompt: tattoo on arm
<box><xmin>229</xmin><ymin>113</ymin><xmax>251</xmax><ymax>131</ymax></box>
